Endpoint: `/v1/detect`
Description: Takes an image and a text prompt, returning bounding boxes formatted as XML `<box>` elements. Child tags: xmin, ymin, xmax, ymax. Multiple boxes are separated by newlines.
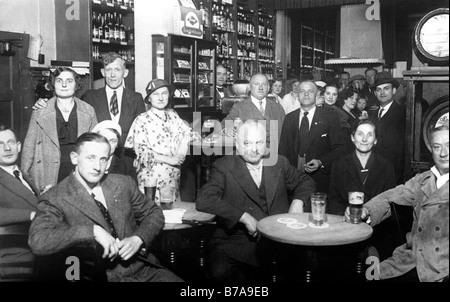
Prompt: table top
<box><xmin>257</xmin><ymin>213</ymin><xmax>373</xmax><ymax>246</ymax></box>
<box><xmin>191</xmin><ymin>135</ymin><xmax>235</xmax><ymax>148</ymax></box>
<box><xmin>163</xmin><ymin>201</ymin><xmax>216</xmax><ymax>230</ymax></box>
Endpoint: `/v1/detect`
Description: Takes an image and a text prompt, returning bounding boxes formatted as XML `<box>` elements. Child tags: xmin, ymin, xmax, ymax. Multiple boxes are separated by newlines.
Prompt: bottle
<box><xmin>98</xmin><ymin>14</ymin><xmax>104</xmax><ymax>39</ymax></box>
<box><xmin>119</xmin><ymin>14</ymin><xmax>126</xmax><ymax>42</ymax></box>
<box><xmin>104</xmin><ymin>14</ymin><xmax>110</xmax><ymax>40</ymax></box>
<box><xmin>199</xmin><ymin>2</ymin><xmax>210</xmax><ymax>28</ymax></box>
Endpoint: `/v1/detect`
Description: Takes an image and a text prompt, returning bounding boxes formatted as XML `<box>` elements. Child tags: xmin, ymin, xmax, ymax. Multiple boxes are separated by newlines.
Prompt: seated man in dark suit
<box><xmin>0</xmin><ymin>125</ymin><xmax>41</xmax><ymax>280</ymax></box>
<box><xmin>196</xmin><ymin>120</ymin><xmax>315</xmax><ymax>282</ymax></box>
<box><xmin>28</xmin><ymin>132</ymin><xmax>182</xmax><ymax>282</ymax></box>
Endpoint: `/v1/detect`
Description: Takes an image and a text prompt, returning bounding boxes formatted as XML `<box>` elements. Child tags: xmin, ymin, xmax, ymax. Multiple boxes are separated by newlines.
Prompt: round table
<box><xmin>257</xmin><ymin>213</ymin><xmax>373</xmax><ymax>282</ymax></box>
<box><xmin>163</xmin><ymin>201</ymin><xmax>215</xmax><ymax>230</ymax></box>
<box><xmin>257</xmin><ymin>213</ymin><xmax>373</xmax><ymax>246</ymax></box>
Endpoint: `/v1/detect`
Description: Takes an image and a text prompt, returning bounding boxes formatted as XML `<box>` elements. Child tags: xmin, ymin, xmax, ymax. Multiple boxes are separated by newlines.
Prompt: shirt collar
<box><xmin>105</xmin><ymin>84</ymin><xmax>124</xmax><ymax>94</ymax></box>
<box><xmin>251</xmin><ymin>95</ymin><xmax>266</xmax><ymax>107</ymax></box>
<box><xmin>379</xmin><ymin>100</ymin><xmax>393</xmax><ymax>112</ymax></box>
<box><xmin>0</xmin><ymin>164</ymin><xmax>19</xmax><ymax>174</ymax></box>
<box><xmin>300</xmin><ymin>105</ymin><xmax>316</xmax><ymax>117</ymax></box>
<box><xmin>431</xmin><ymin>166</ymin><xmax>449</xmax><ymax>189</ymax></box>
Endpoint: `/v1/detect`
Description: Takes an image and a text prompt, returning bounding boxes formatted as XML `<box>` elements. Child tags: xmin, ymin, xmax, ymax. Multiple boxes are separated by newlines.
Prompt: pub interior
<box><xmin>0</xmin><ymin>0</ymin><xmax>448</xmax><ymax>284</ymax></box>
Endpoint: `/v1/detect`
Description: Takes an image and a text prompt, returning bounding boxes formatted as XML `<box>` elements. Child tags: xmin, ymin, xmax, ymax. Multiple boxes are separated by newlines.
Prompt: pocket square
<box><xmin>321</xmin><ymin>133</ymin><xmax>327</xmax><ymax>137</ymax></box>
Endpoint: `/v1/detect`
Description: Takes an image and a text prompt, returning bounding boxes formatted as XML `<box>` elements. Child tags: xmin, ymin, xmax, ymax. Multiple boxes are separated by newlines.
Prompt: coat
<box><xmin>368</xmin><ymin>101</ymin><xmax>406</xmax><ymax>183</ymax></box>
<box><xmin>82</xmin><ymin>87</ymin><xmax>145</xmax><ymax>147</ymax></box>
<box><xmin>328</xmin><ymin>152</ymin><xmax>396</xmax><ymax>215</ymax></box>
<box><xmin>195</xmin><ymin>155</ymin><xmax>316</xmax><ymax>266</ymax></box>
<box><xmin>221</xmin><ymin>97</ymin><xmax>285</xmax><ymax>145</ymax></box>
<box><xmin>364</xmin><ymin>171</ymin><xmax>449</xmax><ymax>282</ymax></box>
<box><xmin>21</xmin><ymin>97</ymin><xmax>98</xmax><ymax>191</ymax></box>
<box><xmin>28</xmin><ymin>173</ymin><xmax>167</xmax><ymax>282</ymax></box>
<box><xmin>278</xmin><ymin>106</ymin><xmax>347</xmax><ymax>193</ymax></box>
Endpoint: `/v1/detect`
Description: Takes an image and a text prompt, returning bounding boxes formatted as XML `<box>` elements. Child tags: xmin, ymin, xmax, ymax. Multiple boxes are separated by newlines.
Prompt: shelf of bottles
<box><xmin>196</xmin><ymin>44</ymin><xmax>216</xmax><ymax>110</ymax></box>
<box><xmin>257</xmin><ymin>2</ymin><xmax>274</xmax><ymax>80</ymax></box>
<box><xmin>300</xmin><ymin>24</ymin><xmax>335</xmax><ymax>77</ymax></box>
<box><xmin>236</xmin><ymin>1</ymin><xmax>257</xmax><ymax>81</ymax></box>
<box><xmin>91</xmin><ymin>0</ymin><xmax>135</xmax><ymax>65</ymax></box>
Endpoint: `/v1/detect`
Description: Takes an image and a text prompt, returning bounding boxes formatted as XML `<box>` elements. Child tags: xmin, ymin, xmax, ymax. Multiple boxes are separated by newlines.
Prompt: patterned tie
<box><xmin>378</xmin><ymin>108</ymin><xmax>384</xmax><ymax>119</ymax></box>
<box><xmin>110</xmin><ymin>91</ymin><xmax>118</xmax><ymax>116</ymax></box>
<box><xmin>92</xmin><ymin>193</ymin><xmax>118</xmax><ymax>239</ymax></box>
<box><xmin>298</xmin><ymin>112</ymin><xmax>309</xmax><ymax>157</ymax></box>
<box><xmin>13</xmin><ymin>170</ymin><xmax>22</xmax><ymax>183</ymax></box>
<box><xmin>259</xmin><ymin>100</ymin><xmax>265</xmax><ymax>116</ymax></box>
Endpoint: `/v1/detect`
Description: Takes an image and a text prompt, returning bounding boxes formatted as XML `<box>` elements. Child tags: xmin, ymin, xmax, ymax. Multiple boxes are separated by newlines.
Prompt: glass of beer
<box><xmin>159</xmin><ymin>184</ymin><xmax>175</xmax><ymax>210</ymax></box>
<box><xmin>348</xmin><ymin>191</ymin><xmax>364</xmax><ymax>224</ymax></box>
<box><xmin>311</xmin><ymin>192</ymin><xmax>327</xmax><ymax>226</ymax></box>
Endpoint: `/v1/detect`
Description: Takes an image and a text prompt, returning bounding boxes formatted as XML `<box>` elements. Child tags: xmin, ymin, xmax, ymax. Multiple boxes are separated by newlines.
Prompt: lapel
<box><xmin>75</xmin><ymin>98</ymin><xmax>93</xmax><ymax>135</ymax></box>
<box><xmin>307</xmin><ymin>106</ymin><xmax>326</xmax><ymax>147</ymax></box>
<box><xmin>95</xmin><ymin>88</ymin><xmax>112</xmax><ymax>122</ymax></box>
<box><xmin>230</xmin><ymin>157</ymin><xmax>261</xmax><ymax>206</ymax></box>
<box><xmin>63</xmin><ymin>174</ymin><xmax>112</xmax><ymax>232</ymax></box>
<box><xmin>421</xmin><ymin>173</ymin><xmax>448</xmax><ymax>207</ymax></box>
<box><xmin>244</xmin><ymin>98</ymin><xmax>265</xmax><ymax>119</ymax></box>
<box><xmin>21</xmin><ymin>170</ymin><xmax>40</xmax><ymax>197</ymax></box>
<box><xmin>101</xmin><ymin>175</ymin><xmax>126</xmax><ymax>239</ymax></box>
<box><xmin>262</xmin><ymin>162</ymin><xmax>280</xmax><ymax>211</ymax></box>
<box><xmin>118</xmin><ymin>88</ymin><xmax>130</xmax><ymax>127</ymax></box>
<box><xmin>342</xmin><ymin>155</ymin><xmax>364</xmax><ymax>188</ymax></box>
<box><xmin>363</xmin><ymin>154</ymin><xmax>385</xmax><ymax>189</ymax></box>
<box><xmin>36</xmin><ymin>98</ymin><xmax>59</xmax><ymax>148</ymax></box>
<box><xmin>0</xmin><ymin>168</ymin><xmax>38</xmax><ymax>208</ymax></box>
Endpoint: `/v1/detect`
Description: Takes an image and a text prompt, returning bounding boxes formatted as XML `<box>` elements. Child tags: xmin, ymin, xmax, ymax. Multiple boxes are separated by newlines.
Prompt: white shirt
<box><xmin>246</xmin><ymin>160</ymin><xmax>263</xmax><ymax>188</ymax></box>
<box><xmin>298</xmin><ymin>106</ymin><xmax>317</xmax><ymax>130</ymax></box>
<box><xmin>378</xmin><ymin>101</ymin><xmax>393</xmax><ymax>119</ymax></box>
<box><xmin>280</xmin><ymin>92</ymin><xmax>300</xmax><ymax>115</ymax></box>
<box><xmin>105</xmin><ymin>85</ymin><xmax>124</xmax><ymax>124</ymax></box>
<box><xmin>0</xmin><ymin>165</ymin><xmax>34</xmax><ymax>194</ymax></box>
<box><xmin>431</xmin><ymin>166</ymin><xmax>449</xmax><ymax>189</ymax></box>
<box><xmin>89</xmin><ymin>183</ymin><xmax>108</xmax><ymax>209</ymax></box>
<box><xmin>251</xmin><ymin>96</ymin><xmax>266</xmax><ymax>115</ymax></box>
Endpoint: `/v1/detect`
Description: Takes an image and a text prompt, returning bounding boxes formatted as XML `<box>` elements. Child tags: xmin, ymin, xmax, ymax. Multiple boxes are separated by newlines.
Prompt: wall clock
<box><xmin>413</xmin><ymin>8</ymin><xmax>449</xmax><ymax>66</ymax></box>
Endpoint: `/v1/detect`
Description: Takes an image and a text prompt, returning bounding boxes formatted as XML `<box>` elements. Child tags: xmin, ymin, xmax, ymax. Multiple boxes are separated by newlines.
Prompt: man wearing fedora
<box><xmin>369</xmin><ymin>71</ymin><xmax>406</xmax><ymax>184</ymax></box>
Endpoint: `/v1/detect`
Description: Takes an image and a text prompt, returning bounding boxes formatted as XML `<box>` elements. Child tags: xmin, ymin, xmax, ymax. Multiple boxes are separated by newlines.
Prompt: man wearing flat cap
<box><xmin>369</xmin><ymin>71</ymin><xmax>406</xmax><ymax>184</ymax></box>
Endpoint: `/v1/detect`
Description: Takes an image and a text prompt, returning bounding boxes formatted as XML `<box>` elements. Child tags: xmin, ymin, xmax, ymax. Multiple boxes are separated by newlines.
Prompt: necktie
<box><xmin>259</xmin><ymin>100</ymin><xmax>265</xmax><ymax>116</ymax></box>
<box><xmin>217</xmin><ymin>87</ymin><xmax>224</xmax><ymax>93</ymax></box>
<box><xmin>378</xmin><ymin>108</ymin><xmax>384</xmax><ymax>119</ymax></box>
<box><xmin>110</xmin><ymin>91</ymin><xmax>118</xmax><ymax>116</ymax></box>
<box><xmin>13</xmin><ymin>170</ymin><xmax>22</xmax><ymax>183</ymax></box>
<box><xmin>298</xmin><ymin>112</ymin><xmax>309</xmax><ymax>157</ymax></box>
<box><xmin>92</xmin><ymin>193</ymin><xmax>118</xmax><ymax>239</ymax></box>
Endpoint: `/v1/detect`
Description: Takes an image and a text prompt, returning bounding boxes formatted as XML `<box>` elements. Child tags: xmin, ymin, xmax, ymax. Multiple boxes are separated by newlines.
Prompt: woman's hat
<box><xmin>144</xmin><ymin>79</ymin><xmax>174</xmax><ymax>103</ymax></box>
<box><xmin>92</xmin><ymin>120</ymin><xmax>122</xmax><ymax>137</ymax></box>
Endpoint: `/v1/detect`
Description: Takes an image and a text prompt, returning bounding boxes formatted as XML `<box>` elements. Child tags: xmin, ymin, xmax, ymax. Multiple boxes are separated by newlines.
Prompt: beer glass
<box><xmin>159</xmin><ymin>184</ymin><xmax>175</xmax><ymax>210</ymax></box>
<box><xmin>348</xmin><ymin>191</ymin><xmax>364</xmax><ymax>224</ymax></box>
<box><xmin>311</xmin><ymin>192</ymin><xmax>327</xmax><ymax>226</ymax></box>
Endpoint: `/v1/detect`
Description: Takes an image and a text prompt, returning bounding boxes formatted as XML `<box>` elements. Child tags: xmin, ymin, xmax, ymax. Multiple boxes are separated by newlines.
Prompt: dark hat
<box><xmin>371</xmin><ymin>71</ymin><xmax>399</xmax><ymax>89</ymax></box>
<box><xmin>144</xmin><ymin>79</ymin><xmax>174</xmax><ymax>103</ymax></box>
<box><xmin>349</xmin><ymin>74</ymin><xmax>365</xmax><ymax>82</ymax></box>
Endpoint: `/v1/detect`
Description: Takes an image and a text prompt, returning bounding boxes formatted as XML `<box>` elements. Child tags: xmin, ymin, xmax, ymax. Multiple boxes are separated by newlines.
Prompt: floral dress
<box><xmin>125</xmin><ymin>108</ymin><xmax>192</xmax><ymax>203</ymax></box>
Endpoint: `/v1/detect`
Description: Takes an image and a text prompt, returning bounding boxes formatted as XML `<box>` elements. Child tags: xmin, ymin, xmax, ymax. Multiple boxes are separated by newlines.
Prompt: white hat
<box><xmin>314</xmin><ymin>81</ymin><xmax>327</xmax><ymax>88</ymax></box>
<box><xmin>92</xmin><ymin>120</ymin><xmax>122</xmax><ymax>137</ymax></box>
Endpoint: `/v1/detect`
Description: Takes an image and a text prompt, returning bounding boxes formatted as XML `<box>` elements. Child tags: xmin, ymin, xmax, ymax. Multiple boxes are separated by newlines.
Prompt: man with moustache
<box><xmin>279</xmin><ymin>80</ymin><xmax>346</xmax><ymax>194</ymax></box>
<box><xmin>196</xmin><ymin>120</ymin><xmax>315</xmax><ymax>282</ymax></box>
<box><xmin>345</xmin><ymin>125</ymin><xmax>449</xmax><ymax>282</ymax></box>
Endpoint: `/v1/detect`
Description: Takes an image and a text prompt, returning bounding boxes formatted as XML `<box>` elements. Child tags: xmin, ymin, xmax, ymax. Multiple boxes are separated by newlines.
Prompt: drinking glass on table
<box><xmin>311</xmin><ymin>192</ymin><xmax>327</xmax><ymax>226</ymax></box>
<box><xmin>159</xmin><ymin>184</ymin><xmax>175</xmax><ymax>210</ymax></box>
<box><xmin>348</xmin><ymin>191</ymin><xmax>364</xmax><ymax>224</ymax></box>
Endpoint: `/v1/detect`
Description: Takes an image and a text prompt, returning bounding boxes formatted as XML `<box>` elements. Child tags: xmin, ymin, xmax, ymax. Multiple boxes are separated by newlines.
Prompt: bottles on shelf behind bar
<box><xmin>92</xmin><ymin>11</ymin><xmax>134</xmax><ymax>43</ymax></box>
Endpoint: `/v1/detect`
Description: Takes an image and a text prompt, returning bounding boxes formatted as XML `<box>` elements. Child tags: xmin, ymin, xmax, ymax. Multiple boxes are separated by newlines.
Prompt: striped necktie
<box><xmin>110</xmin><ymin>91</ymin><xmax>118</xmax><ymax>116</ymax></box>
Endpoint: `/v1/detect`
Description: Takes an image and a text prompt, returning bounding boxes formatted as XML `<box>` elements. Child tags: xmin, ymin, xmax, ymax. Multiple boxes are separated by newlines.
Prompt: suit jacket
<box><xmin>369</xmin><ymin>101</ymin><xmax>406</xmax><ymax>183</ymax></box>
<box><xmin>28</xmin><ymin>173</ymin><xmax>165</xmax><ymax>282</ymax></box>
<box><xmin>217</xmin><ymin>87</ymin><xmax>233</xmax><ymax>98</ymax></box>
<box><xmin>221</xmin><ymin>97</ymin><xmax>285</xmax><ymax>144</ymax></box>
<box><xmin>279</xmin><ymin>106</ymin><xmax>347</xmax><ymax>192</ymax></box>
<box><xmin>0</xmin><ymin>167</ymin><xmax>39</xmax><ymax>279</ymax></box>
<box><xmin>195</xmin><ymin>155</ymin><xmax>315</xmax><ymax>266</ymax></box>
<box><xmin>328</xmin><ymin>152</ymin><xmax>396</xmax><ymax>215</ymax></box>
<box><xmin>21</xmin><ymin>97</ymin><xmax>98</xmax><ymax>191</ymax></box>
<box><xmin>82</xmin><ymin>87</ymin><xmax>145</xmax><ymax>147</ymax></box>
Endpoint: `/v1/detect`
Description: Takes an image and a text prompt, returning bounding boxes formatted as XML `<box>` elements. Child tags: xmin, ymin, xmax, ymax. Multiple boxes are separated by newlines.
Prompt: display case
<box><xmin>152</xmin><ymin>34</ymin><xmax>217</xmax><ymax>120</ymax></box>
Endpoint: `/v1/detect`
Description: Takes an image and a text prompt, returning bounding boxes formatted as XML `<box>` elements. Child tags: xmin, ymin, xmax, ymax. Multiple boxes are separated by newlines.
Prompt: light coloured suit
<box><xmin>28</xmin><ymin>173</ymin><xmax>182</xmax><ymax>282</ymax></box>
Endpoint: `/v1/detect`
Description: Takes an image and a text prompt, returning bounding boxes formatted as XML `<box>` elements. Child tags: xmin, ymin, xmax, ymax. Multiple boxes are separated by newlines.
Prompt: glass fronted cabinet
<box><xmin>152</xmin><ymin>34</ymin><xmax>217</xmax><ymax>120</ymax></box>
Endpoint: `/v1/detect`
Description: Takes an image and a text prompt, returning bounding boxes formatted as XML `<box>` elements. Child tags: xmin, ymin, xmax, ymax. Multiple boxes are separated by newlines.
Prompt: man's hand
<box><xmin>289</xmin><ymin>199</ymin><xmax>304</xmax><ymax>213</ymax></box>
<box><xmin>93</xmin><ymin>225</ymin><xmax>119</xmax><ymax>260</ymax></box>
<box><xmin>116</xmin><ymin>236</ymin><xmax>143</xmax><ymax>261</ymax></box>
<box><xmin>224</xmin><ymin>126</ymin><xmax>237</xmax><ymax>138</ymax></box>
<box><xmin>344</xmin><ymin>207</ymin><xmax>369</xmax><ymax>223</ymax></box>
<box><xmin>32</xmin><ymin>98</ymin><xmax>49</xmax><ymax>110</ymax></box>
<box><xmin>305</xmin><ymin>159</ymin><xmax>322</xmax><ymax>173</ymax></box>
<box><xmin>239</xmin><ymin>212</ymin><xmax>258</xmax><ymax>237</ymax></box>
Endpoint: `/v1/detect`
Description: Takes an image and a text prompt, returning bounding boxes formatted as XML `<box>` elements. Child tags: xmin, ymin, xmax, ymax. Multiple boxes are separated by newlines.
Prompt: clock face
<box><xmin>419</xmin><ymin>13</ymin><xmax>449</xmax><ymax>58</ymax></box>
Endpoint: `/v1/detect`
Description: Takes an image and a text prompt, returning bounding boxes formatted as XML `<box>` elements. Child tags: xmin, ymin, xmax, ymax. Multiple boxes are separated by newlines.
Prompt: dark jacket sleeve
<box><xmin>281</xmin><ymin>156</ymin><xmax>316</xmax><ymax>208</ymax></box>
<box><xmin>318</xmin><ymin>110</ymin><xmax>347</xmax><ymax>171</ymax></box>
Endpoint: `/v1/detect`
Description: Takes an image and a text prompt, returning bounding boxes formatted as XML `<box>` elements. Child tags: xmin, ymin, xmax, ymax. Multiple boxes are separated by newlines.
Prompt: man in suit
<box><xmin>82</xmin><ymin>52</ymin><xmax>146</xmax><ymax>179</ymax></box>
<box><xmin>0</xmin><ymin>125</ymin><xmax>40</xmax><ymax>280</ymax></box>
<box><xmin>221</xmin><ymin>73</ymin><xmax>285</xmax><ymax>150</ymax></box>
<box><xmin>368</xmin><ymin>71</ymin><xmax>406</xmax><ymax>184</ymax></box>
<box><xmin>279</xmin><ymin>80</ymin><xmax>347</xmax><ymax>194</ymax></box>
<box><xmin>28</xmin><ymin>132</ymin><xmax>182</xmax><ymax>282</ymax></box>
<box><xmin>216</xmin><ymin>64</ymin><xmax>233</xmax><ymax>101</ymax></box>
<box><xmin>196</xmin><ymin>120</ymin><xmax>315</xmax><ymax>282</ymax></box>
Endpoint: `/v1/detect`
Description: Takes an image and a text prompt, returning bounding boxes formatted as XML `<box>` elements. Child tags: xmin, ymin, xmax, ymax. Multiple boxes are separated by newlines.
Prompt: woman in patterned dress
<box><xmin>125</xmin><ymin>79</ymin><xmax>195</xmax><ymax>203</ymax></box>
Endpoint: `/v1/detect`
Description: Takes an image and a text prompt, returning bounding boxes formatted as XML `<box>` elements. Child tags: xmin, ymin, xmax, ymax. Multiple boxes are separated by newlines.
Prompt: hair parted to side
<box><xmin>0</xmin><ymin>124</ymin><xmax>19</xmax><ymax>141</ymax></box>
<box><xmin>47</xmin><ymin>67</ymin><xmax>83</xmax><ymax>92</ymax></box>
<box><xmin>102</xmin><ymin>52</ymin><xmax>126</xmax><ymax>68</ymax></box>
<box><xmin>74</xmin><ymin>132</ymin><xmax>110</xmax><ymax>154</ymax></box>
<box><xmin>428</xmin><ymin>125</ymin><xmax>449</xmax><ymax>145</ymax></box>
